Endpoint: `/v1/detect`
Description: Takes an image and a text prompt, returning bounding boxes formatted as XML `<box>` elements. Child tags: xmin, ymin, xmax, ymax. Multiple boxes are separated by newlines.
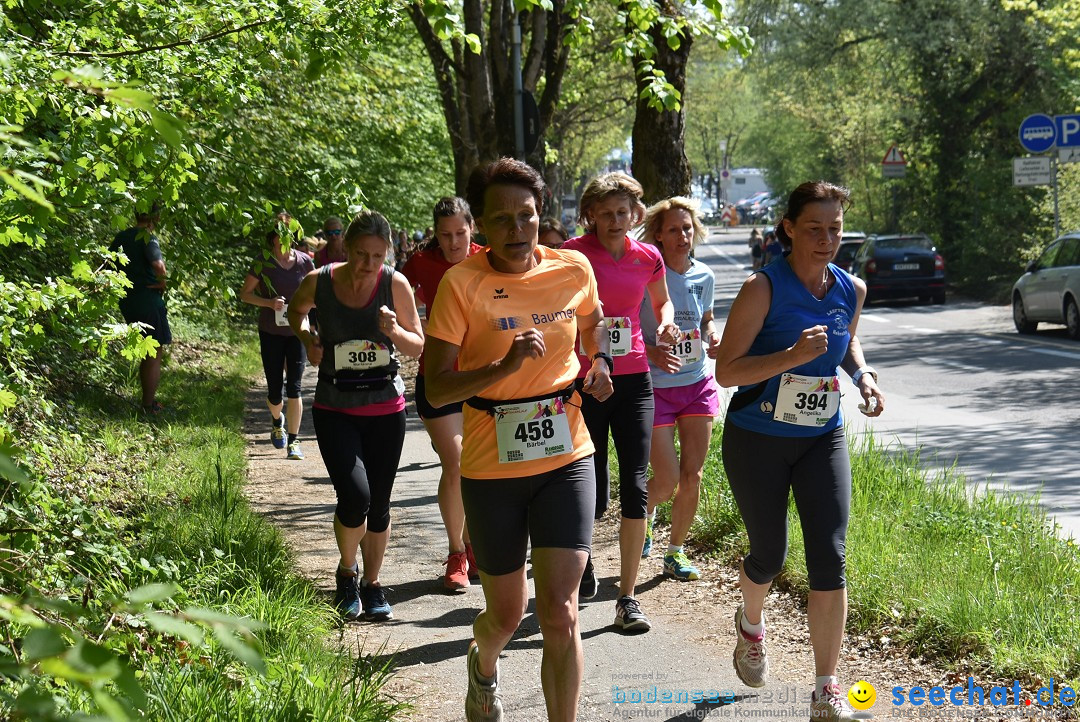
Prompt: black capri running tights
<box><xmin>722</xmin><ymin>423</ymin><xmax>851</xmax><ymax>591</ymax></box>
<box><xmin>579</xmin><ymin>371</ymin><xmax>653</xmax><ymax>520</ymax></box>
<box><xmin>312</xmin><ymin>407</ymin><xmax>405</xmax><ymax>531</ymax></box>
<box><xmin>259</xmin><ymin>331</ymin><xmax>306</xmax><ymax>406</ymax></box>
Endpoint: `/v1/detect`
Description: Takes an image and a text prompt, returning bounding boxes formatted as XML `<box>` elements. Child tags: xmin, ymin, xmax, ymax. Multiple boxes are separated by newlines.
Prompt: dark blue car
<box><xmin>850</xmin><ymin>234</ymin><xmax>946</xmax><ymax>304</ymax></box>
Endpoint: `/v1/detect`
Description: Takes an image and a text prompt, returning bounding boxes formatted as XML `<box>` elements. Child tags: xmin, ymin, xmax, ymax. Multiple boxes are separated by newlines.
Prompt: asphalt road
<box><xmin>697</xmin><ymin>226</ymin><xmax>1080</xmax><ymax>541</ymax></box>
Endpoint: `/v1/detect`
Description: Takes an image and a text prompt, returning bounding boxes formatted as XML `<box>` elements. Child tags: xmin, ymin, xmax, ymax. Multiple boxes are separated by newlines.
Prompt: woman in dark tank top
<box><xmin>287</xmin><ymin>210</ymin><xmax>424</xmax><ymax>623</ymax></box>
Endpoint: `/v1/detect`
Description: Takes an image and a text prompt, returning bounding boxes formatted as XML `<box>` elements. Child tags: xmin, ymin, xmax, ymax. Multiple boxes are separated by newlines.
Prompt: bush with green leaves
<box><xmin>0</xmin><ymin>0</ymin><xmax>453</xmax><ymax>445</ymax></box>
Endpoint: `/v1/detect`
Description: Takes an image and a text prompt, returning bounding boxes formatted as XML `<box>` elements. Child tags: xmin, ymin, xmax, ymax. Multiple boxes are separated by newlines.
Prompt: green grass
<box><xmin>129</xmin><ymin>326</ymin><xmax>407</xmax><ymax>720</ymax></box>
<box><xmin>1</xmin><ymin>319</ymin><xmax>406</xmax><ymax>721</ymax></box>
<box><xmin>669</xmin><ymin>425</ymin><xmax>1080</xmax><ymax>694</ymax></box>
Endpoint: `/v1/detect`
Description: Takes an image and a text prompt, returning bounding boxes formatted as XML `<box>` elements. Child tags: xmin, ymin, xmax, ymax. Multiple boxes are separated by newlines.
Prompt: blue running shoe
<box><xmin>333</xmin><ymin>569</ymin><xmax>360</xmax><ymax>621</ymax></box>
<box><xmin>360</xmin><ymin>582</ymin><xmax>393</xmax><ymax>621</ymax></box>
<box><xmin>663</xmin><ymin>550</ymin><xmax>701</xmax><ymax>580</ymax></box>
<box><xmin>270</xmin><ymin>423</ymin><xmax>286</xmax><ymax>449</ymax></box>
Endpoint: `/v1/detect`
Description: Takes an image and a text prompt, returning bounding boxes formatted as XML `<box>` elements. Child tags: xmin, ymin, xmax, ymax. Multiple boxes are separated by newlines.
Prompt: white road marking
<box><xmin>859</xmin><ymin>314</ymin><xmax>890</xmax><ymax>323</ymax></box>
<box><xmin>918</xmin><ymin>356</ymin><xmax>985</xmax><ymax>373</ymax></box>
<box><xmin>1029</xmin><ymin>347</ymin><xmax>1080</xmax><ymax>362</ymax></box>
<box><xmin>897</xmin><ymin>325</ymin><xmax>944</xmax><ymax>335</ymax></box>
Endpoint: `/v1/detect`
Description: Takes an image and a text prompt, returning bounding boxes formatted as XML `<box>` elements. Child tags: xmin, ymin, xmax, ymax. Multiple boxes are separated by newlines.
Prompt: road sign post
<box><xmin>1053</xmin><ymin>156</ymin><xmax>1060</xmax><ymax>238</ymax></box>
<box><xmin>881</xmin><ymin>144</ymin><xmax>907</xmax><ymax>232</ymax></box>
<box><xmin>1016</xmin><ymin>113</ymin><xmax>1069</xmax><ymax>237</ymax></box>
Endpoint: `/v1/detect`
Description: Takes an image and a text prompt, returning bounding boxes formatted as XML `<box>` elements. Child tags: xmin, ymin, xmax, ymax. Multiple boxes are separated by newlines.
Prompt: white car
<box><xmin>1011</xmin><ymin>231</ymin><xmax>1080</xmax><ymax>339</ymax></box>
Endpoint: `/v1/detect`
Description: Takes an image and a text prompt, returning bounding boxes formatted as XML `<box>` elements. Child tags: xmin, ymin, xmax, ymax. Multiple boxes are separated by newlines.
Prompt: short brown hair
<box><xmin>641</xmin><ymin>197</ymin><xmax>705</xmax><ymax>250</ymax></box>
<box><xmin>578</xmin><ymin>172</ymin><xmax>645</xmax><ymax>232</ymax></box>
<box><xmin>775</xmin><ymin>181</ymin><xmax>851</xmax><ymax>247</ymax></box>
<box><xmin>344</xmin><ymin>209</ymin><xmax>392</xmax><ymax>250</ymax></box>
<box><xmin>466</xmin><ymin>158</ymin><xmax>547</xmax><ymax>219</ymax></box>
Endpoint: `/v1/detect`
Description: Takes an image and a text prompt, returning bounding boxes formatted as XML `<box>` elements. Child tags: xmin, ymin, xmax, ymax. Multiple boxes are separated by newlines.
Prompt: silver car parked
<box><xmin>1012</xmin><ymin>231</ymin><xmax>1080</xmax><ymax>339</ymax></box>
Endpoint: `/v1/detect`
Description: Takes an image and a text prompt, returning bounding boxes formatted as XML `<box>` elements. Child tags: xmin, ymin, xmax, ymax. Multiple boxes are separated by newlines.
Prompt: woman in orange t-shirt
<box><xmin>424</xmin><ymin>158</ymin><xmax>613</xmax><ymax>722</ymax></box>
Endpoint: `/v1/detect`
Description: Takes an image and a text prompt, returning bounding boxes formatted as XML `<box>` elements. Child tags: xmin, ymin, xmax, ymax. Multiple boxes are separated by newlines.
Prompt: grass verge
<box><xmin>1</xmin><ymin>318</ymin><xmax>405</xmax><ymax>720</ymax></box>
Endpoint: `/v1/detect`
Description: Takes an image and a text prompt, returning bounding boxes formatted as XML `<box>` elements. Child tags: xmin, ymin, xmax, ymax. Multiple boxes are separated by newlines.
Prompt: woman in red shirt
<box><xmin>401</xmin><ymin>197</ymin><xmax>484</xmax><ymax>592</ymax></box>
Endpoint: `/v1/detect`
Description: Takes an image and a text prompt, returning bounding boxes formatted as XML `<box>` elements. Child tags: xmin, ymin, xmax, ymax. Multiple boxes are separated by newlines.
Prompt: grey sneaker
<box><xmin>732</xmin><ymin>604</ymin><xmax>768</xmax><ymax>687</ymax></box>
<box><xmin>614</xmin><ymin>595</ymin><xmax>651</xmax><ymax>632</ymax></box>
<box><xmin>810</xmin><ymin>682</ymin><xmax>858</xmax><ymax>721</ymax></box>
<box><xmin>465</xmin><ymin>641</ymin><xmax>503</xmax><ymax>722</ymax></box>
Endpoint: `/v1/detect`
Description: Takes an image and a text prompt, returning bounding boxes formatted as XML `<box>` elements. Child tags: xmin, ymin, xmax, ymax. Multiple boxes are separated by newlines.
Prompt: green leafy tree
<box><xmin>0</xmin><ymin>0</ymin><xmax>452</xmax><ymax>441</ymax></box>
<box><xmin>622</xmin><ymin>0</ymin><xmax>752</xmax><ymax>202</ymax></box>
<box><xmin>410</xmin><ymin>0</ymin><xmax>750</xmax><ymax>202</ymax></box>
<box><xmin>685</xmin><ymin>45</ymin><xmax>762</xmax><ymax>207</ymax></box>
<box><xmin>409</xmin><ymin>0</ymin><xmax>583</xmax><ymax>192</ymax></box>
<box><xmin>543</xmin><ymin>5</ymin><xmax>636</xmax><ymax>207</ymax></box>
<box><xmin>733</xmin><ymin>0</ymin><xmax>1071</xmax><ymax>287</ymax></box>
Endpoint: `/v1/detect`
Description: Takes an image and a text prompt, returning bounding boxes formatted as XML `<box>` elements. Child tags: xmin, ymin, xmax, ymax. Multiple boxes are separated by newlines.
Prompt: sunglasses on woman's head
<box><xmin>325</xmin><ymin>229</ymin><xmax>343</xmax><ymax>236</ymax></box>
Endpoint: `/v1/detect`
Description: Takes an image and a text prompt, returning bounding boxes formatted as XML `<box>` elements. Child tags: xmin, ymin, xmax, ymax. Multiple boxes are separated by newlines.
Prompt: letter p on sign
<box><xmin>1057</xmin><ymin>114</ymin><xmax>1080</xmax><ymax>148</ymax></box>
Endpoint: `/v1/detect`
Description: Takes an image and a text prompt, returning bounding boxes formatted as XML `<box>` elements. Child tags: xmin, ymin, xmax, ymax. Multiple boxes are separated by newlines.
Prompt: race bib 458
<box><xmin>493</xmin><ymin>397</ymin><xmax>574</xmax><ymax>464</ymax></box>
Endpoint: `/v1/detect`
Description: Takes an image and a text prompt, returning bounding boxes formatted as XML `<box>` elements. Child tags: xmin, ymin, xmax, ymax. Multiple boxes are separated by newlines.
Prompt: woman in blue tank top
<box><xmin>714</xmin><ymin>182</ymin><xmax>885</xmax><ymax>721</ymax></box>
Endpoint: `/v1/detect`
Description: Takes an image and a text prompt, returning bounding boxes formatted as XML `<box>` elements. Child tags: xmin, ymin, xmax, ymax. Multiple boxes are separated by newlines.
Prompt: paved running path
<box><xmin>240</xmin><ymin>338</ymin><xmax>944</xmax><ymax>721</ymax></box>
<box><xmin>241</xmin><ymin>360</ymin><xmax>777</xmax><ymax>720</ymax></box>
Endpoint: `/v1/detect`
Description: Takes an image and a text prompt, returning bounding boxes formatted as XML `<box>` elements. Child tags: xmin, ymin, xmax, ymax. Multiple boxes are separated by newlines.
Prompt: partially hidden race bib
<box><xmin>773</xmin><ymin>373</ymin><xmax>840</xmax><ymax>427</ymax></box>
<box><xmin>334</xmin><ymin>340</ymin><xmax>391</xmax><ymax>371</ymax></box>
<box><xmin>275</xmin><ymin>303</ymin><xmax>289</xmax><ymax>327</ymax></box>
<box><xmin>672</xmin><ymin>329</ymin><xmax>703</xmax><ymax>364</ymax></box>
<box><xmin>579</xmin><ymin>316</ymin><xmax>633</xmax><ymax>357</ymax></box>
<box><xmin>493</xmin><ymin>396</ymin><xmax>574</xmax><ymax>464</ymax></box>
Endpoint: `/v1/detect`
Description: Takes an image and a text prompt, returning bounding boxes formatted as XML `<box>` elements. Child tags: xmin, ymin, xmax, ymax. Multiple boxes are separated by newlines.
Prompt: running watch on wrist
<box><xmin>851</xmin><ymin>366</ymin><xmax>878</xmax><ymax>386</ymax></box>
<box><xmin>592</xmin><ymin>352</ymin><xmax>614</xmax><ymax>373</ymax></box>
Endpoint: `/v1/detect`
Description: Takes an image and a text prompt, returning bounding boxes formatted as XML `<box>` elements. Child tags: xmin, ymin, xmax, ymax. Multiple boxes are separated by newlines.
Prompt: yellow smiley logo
<box><xmin>848</xmin><ymin>680</ymin><xmax>876</xmax><ymax>711</ymax></box>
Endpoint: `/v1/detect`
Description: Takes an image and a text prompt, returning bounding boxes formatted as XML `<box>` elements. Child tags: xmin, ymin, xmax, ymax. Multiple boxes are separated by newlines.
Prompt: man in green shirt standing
<box><xmin>110</xmin><ymin>202</ymin><xmax>170</xmax><ymax>415</ymax></box>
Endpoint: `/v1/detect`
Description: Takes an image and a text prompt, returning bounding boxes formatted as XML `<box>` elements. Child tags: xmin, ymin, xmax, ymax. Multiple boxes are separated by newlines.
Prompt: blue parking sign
<box><xmin>1056</xmin><ymin>114</ymin><xmax>1080</xmax><ymax>148</ymax></box>
<box><xmin>1019</xmin><ymin>114</ymin><xmax>1056</xmax><ymax>153</ymax></box>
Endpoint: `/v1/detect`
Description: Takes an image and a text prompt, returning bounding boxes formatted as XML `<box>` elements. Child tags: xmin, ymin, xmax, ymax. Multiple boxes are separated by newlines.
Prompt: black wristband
<box><xmin>592</xmin><ymin>352</ymin><xmax>614</xmax><ymax>373</ymax></box>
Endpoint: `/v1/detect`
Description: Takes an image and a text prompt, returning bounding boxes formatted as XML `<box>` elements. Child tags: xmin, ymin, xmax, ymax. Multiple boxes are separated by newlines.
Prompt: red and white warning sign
<box><xmin>881</xmin><ymin>144</ymin><xmax>907</xmax><ymax>177</ymax></box>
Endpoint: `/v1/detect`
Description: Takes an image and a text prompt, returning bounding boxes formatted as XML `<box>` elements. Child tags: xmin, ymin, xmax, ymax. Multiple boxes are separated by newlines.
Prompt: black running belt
<box><xmin>318</xmin><ymin>369</ymin><xmax>393</xmax><ymax>392</ymax></box>
<box><xmin>465</xmin><ymin>382</ymin><xmax>578</xmax><ymax>415</ymax></box>
<box><xmin>727</xmin><ymin>381</ymin><xmax>768</xmax><ymax>413</ymax></box>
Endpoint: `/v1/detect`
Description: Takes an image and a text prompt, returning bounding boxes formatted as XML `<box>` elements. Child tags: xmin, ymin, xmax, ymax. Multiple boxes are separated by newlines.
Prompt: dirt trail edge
<box><xmin>243</xmin><ymin>362</ymin><xmax>994</xmax><ymax>722</ymax></box>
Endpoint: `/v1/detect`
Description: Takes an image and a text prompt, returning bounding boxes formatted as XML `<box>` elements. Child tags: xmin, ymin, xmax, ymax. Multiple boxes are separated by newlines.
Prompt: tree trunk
<box><xmin>409</xmin><ymin>0</ymin><xmax>576</xmax><ymax>195</ymax></box>
<box><xmin>630</xmin><ymin>1</ymin><xmax>693</xmax><ymax>204</ymax></box>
